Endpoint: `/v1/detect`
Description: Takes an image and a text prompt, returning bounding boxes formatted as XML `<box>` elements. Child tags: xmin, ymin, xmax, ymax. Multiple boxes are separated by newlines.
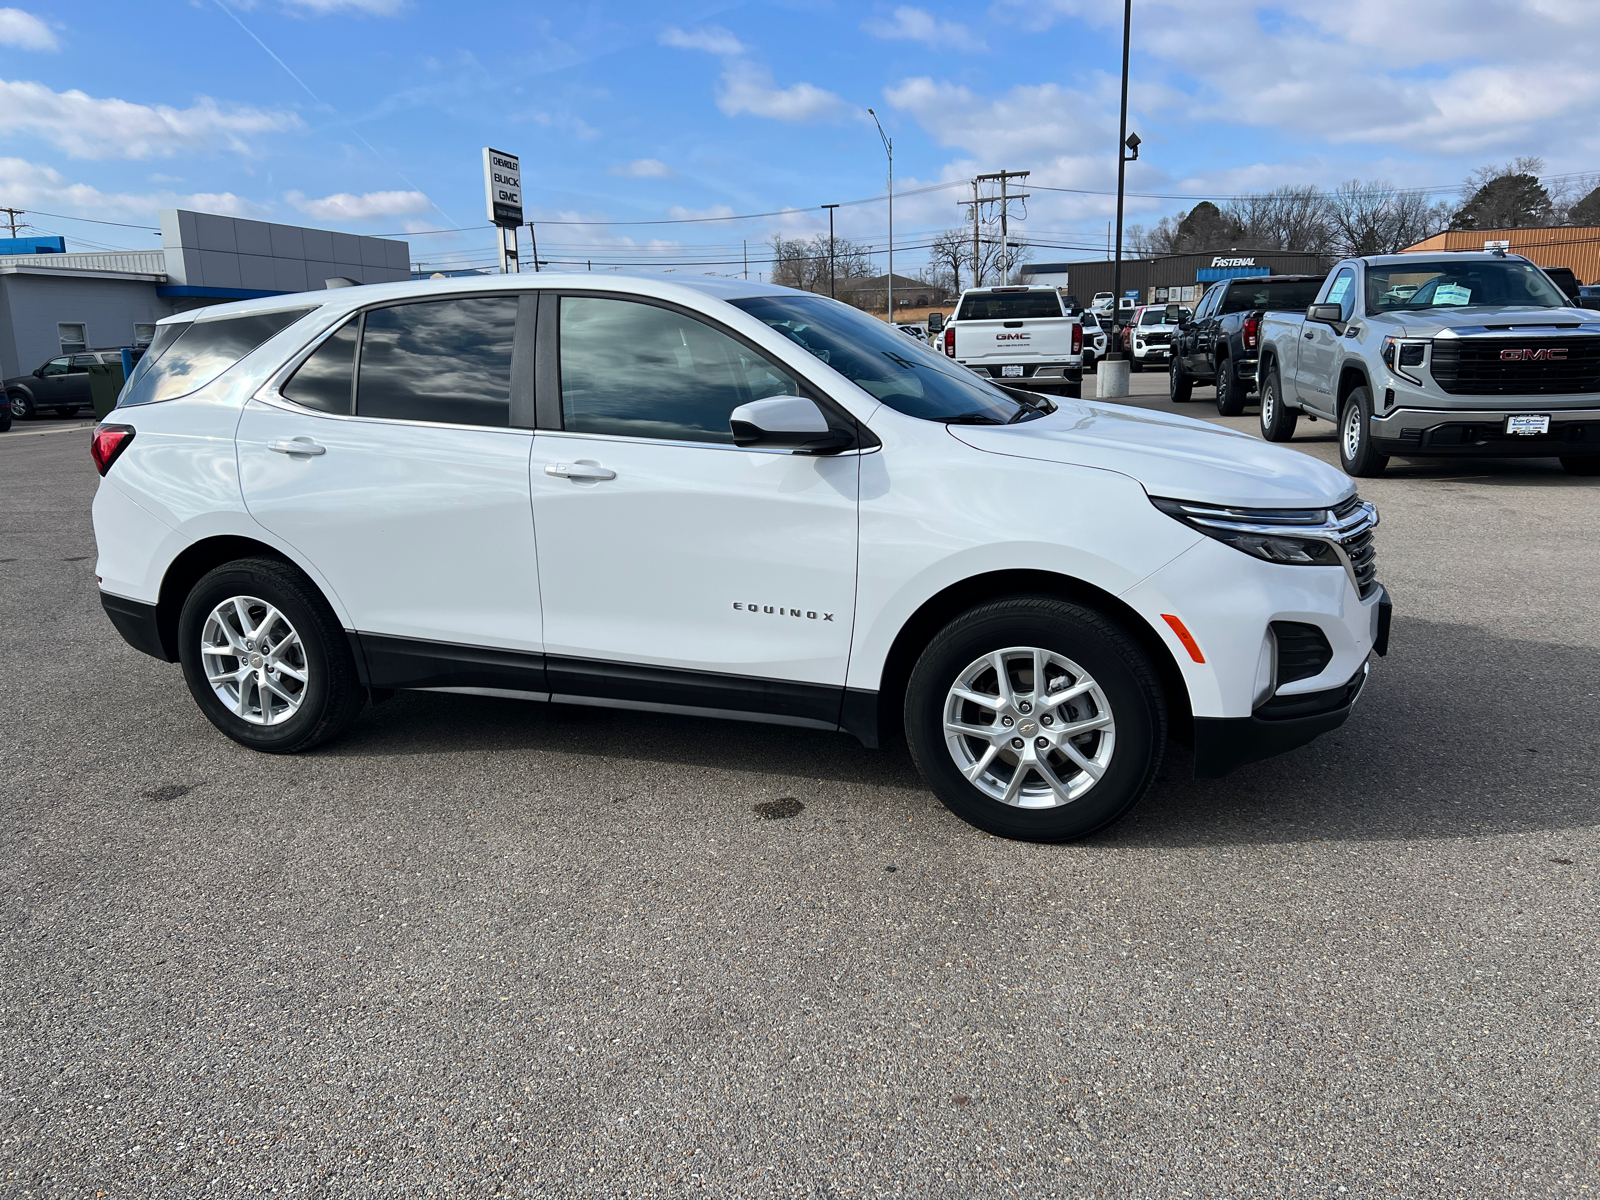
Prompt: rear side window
<box><xmin>955</xmin><ymin>292</ymin><xmax>1063</xmax><ymax>320</ymax></box>
<box><xmin>356</xmin><ymin>297</ymin><xmax>517</xmax><ymax>427</ymax></box>
<box><xmin>282</xmin><ymin>318</ymin><xmax>358</xmax><ymax>414</ymax></box>
<box><xmin>119</xmin><ymin>309</ymin><xmax>314</xmax><ymax>407</ymax></box>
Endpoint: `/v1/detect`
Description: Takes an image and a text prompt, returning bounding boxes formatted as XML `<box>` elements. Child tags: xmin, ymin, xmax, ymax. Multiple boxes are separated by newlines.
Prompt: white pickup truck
<box><xmin>940</xmin><ymin>285</ymin><xmax>1083</xmax><ymax>396</ymax></box>
<box><xmin>1256</xmin><ymin>251</ymin><xmax>1600</xmax><ymax>477</ymax></box>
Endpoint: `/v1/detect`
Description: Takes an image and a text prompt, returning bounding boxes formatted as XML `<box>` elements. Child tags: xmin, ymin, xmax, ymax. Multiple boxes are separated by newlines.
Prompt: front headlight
<box><xmin>1151</xmin><ymin>496</ymin><xmax>1375</xmax><ymax>571</ymax></box>
<box><xmin>1381</xmin><ymin>337</ymin><xmax>1427</xmax><ymax>385</ymax></box>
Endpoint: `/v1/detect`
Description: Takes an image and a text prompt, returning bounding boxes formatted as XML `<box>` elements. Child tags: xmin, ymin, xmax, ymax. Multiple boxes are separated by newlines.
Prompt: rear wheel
<box><xmin>1215</xmin><ymin>357</ymin><xmax>1246</xmax><ymax>416</ymax></box>
<box><xmin>1339</xmin><ymin>386</ymin><xmax>1389</xmax><ymax>477</ymax></box>
<box><xmin>8</xmin><ymin>391</ymin><xmax>34</xmax><ymax>420</ymax></box>
<box><xmin>1083</xmin><ymin>351</ymin><xmax>1096</xmax><ymax>374</ymax></box>
<box><xmin>178</xmin><ymin>556</ymin><xmax>364</xmax><ymax>753</ymax></box>
<box><xmin>1169</xmin><ymin>354</ymin><xmax>1193</xmax><ymax>403</ymax></box>
<box><xmin>1259</xmin><ymin>366</ymin><xmax>1299</xmax><ymax>442</ymax></box>
<box><xmin>1561</xmin><ymin>456</ymin><xmax>1600</xmax><ymax>476</ymax></box>
<box><xmin>904</xmin><ymin>596</ymin><xmax>1166</xmax><ymax>843</ymax></box>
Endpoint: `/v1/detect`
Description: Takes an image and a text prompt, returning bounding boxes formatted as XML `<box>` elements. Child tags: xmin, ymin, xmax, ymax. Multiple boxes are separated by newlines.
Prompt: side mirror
<box><xmin>1164</xmin><ymin>303</ymin><xmax>1184</xmax><ymax>326</ymax></box>
<box><xmin>730</xmin><ymin>396</ymin><xmax>854</xmax><ymax>455</ymax></box>
<box><xmin>34</xmin><ymin>367</ymin><xmax>43</xmax><ymax>377</ymax></box>
<box><xmin>1307</xmin><ymin>303</ymin><xmax>1344</xmax><ymax>324</ymax></box>
<box><xmin>927</xmin><ymin>312</ymin><xmax>944</xmax><ymax>332</ymax></box>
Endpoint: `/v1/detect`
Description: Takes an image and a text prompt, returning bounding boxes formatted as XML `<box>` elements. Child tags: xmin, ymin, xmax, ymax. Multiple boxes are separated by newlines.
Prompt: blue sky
<box><xmin>3</xmin><ymin>0</ymin><xmax>1599</xmax><ymax>277</ymax></box>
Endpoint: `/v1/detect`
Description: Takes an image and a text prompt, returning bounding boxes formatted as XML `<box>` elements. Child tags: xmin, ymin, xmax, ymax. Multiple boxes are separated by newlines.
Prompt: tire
<box><xmin>177</xmin><ymin>556</ymin><xmax>364</xmax><ymax>753</ymax></box>
<box><xmin>1083</xmin><ymin>351</ymin><xmax>1096</xmax><ymax>374</ymax></box>
<box><xmin>1130</xmin><ymin>356</ymin><xmax>1144</xmax><ymax>373</ymax></box>
<box><xmin>8</xmin><ymin>391</ymin><xmax>34</xmax><ymax>421</ymax></box>
<box><xmin>57</xmin><ymin>406</ymin><xmax>79</xmax><ymax>418</ymax></box>
<box><xmin>0</xmin><ymin>405</ymin><xmax>10</xmax><ymax>433</ymax></box>
<box><xmin>1258</xmin><ymin>366</ymin><xmax>1299</xmax><ymax>442</ymax></box>
<box><xmin>1338</xmin><ymin>386</ymin><xmax>1389</xmax><ymax>477</ymax></box>
<box><xmin>904</xmin><ymin>596</ymin><xmax>1167</xmax><ymax>843</ymax></box>
<box><xmin>1561</xmin><ymin>456</ymin><xmax>1600</xmax><ymax>476</ymax></box>
<box><xmin>1215</xmin><ymin>357</ymin><xmax>1246</xmax><ymax>416</ymax></box>
<box><xmin>1169</xmin><ymin>354</ymin><xmax>1193</xmax><ymax>403</ymax></box>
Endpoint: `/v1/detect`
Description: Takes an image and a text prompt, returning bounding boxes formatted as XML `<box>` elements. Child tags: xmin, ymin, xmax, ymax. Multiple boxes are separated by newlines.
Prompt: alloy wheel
<box><xmin>1342</xmin><ymin>401</ymin><xmax>1363</xmax><ymax>461</ymax></box>
<box><xmin>942</xmin><ymin>646</ymin><xmax>1116</xmax><ymax>809</ymax></box>
<box><xmin>199</xmin><ymin>595</ymin><xmax>309</xmax><ymax>725</ymax></box>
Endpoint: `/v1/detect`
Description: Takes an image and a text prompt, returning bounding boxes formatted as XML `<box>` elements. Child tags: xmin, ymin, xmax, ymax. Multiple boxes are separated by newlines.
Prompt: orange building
<box><xmin>1404</xmin><ymin>226</ymin><xmax>1600</xmax><ymax>284</ymax></box>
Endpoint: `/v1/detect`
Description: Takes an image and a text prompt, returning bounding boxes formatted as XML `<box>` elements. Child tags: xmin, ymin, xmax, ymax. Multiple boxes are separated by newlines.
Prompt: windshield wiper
<box><xmin>940</xmin><ymin>412</ymin><xmax>1005</xmax><ymax>425</ymax></box>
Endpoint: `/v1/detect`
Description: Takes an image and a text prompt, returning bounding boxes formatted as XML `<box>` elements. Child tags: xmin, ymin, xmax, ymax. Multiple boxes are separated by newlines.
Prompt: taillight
<box><xmin>1242</xmin><ymin>314</ymin><xmax>1260</xmax><ymax>350</ymax></box>
<box><xmin>1072</xmin><ymin>322</ymin><xmax>1083</xmax><ymax>354</ymax></box>
<box><xmin>91</xmin><ymin>423</ymin><xmax>135</xmax><ymax>476</ymax></box>
<box><xmin>943</xmin><ymin>325</ymin><xmax>955</xmax><ymax>357</ymax></box>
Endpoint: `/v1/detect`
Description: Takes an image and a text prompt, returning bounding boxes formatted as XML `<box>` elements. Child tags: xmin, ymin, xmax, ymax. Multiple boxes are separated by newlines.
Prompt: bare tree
<box><xmin>767</xmin><ymin>233</ymin><xmax>875</xmax><ymax>292</ymax></box>
<box><xmin>927</xmin><ymin>228</ymin><xmax>969</xmax><ymax>293</ymax></box>
<box><xmin>1328</xmin><ymin>179</ymin><xmax>1452</xmax><ymax>255</ymax></box>
<box><xmin>1225</xmin><ymin>186</ymin><xmax>1336</xmax><ymax>255</ymax></box>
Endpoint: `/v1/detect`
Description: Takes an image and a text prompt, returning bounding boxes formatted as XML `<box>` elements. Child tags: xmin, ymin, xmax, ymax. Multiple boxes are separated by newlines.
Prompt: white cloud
<box><xmin>0</xmin><ymin>78</ymin><xmax>301</xmax><ymax>160</ymax></box>
<box><xmin>0</xmin><ymin>156</ymin><xmax>264</xmax><ymax>222</ymax></box>
<box><xmin>609</xmin><ymin>158</ymin><xmax>675</xmax><ymax>179</ymax></box>
<box><xmin>285</xmin><ymin>189</ymin><xmax>432</xmax><ymax>221</ymax></box>
<box><xmin>659</xmin><ymin>24</ymin><xmax>746</xmax><ymax>56</ymax></box>
<box><xmin>863</xmin><ymin>7</ymin><xmax>986</xmax><ymax>52</ymax></box>
<box><xmin>666</xmin><ymin>203</ymin><xmax>739</xmax><ymax>222</ymax></box>
<box><xmin>718</xmin><ymin>62</ymin><xmax>860</xmax><ymax>124</ymax></box>
<box><xmin>0</xmin><ymin>7</ymin><xmax>56</xmax><ymax>50</ymax></box>
<box><xmin>280</xmin><ymin>0</ymin><xmax>406</xmax><ymax>14</ymax></box>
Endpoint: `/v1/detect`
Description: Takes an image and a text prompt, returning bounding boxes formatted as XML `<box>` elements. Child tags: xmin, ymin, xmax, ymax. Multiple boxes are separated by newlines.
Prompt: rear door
<box><xmin>237</xmin><ymin>293</ymin><xmax>544</xmax><ymax>680</ymax></box>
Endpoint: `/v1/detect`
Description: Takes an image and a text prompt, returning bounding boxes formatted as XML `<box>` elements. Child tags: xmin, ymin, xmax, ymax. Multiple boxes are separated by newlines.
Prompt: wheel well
<box><xmin>871</xmin><ymin>570</ymin><xmax>1193</xmax><ymax>749</ymax></box>
<box><xmin>153</xmin><ymin>536</ymin><xmax>289</xmax><ymax>660</ymax></box>
<box><xmin>1337</xmin><ymin>365</ymin><xmax>1370</xmax><ymax>409</ymax></box>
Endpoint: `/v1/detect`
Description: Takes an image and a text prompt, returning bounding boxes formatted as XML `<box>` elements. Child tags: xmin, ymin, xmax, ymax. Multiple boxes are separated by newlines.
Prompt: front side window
<box><xmin>731</xmin><ymin>293</ymin><xmax>1041</xmax><ymax>425</ymax></box>
<box><xmin>119</xmin><ymin>308</ymin><xmax>314</xmax><ymax>407</ymax></box>
<box><xmin>40</xmin><ymin>357</ymin><xmax>69</xmax><ymax>376</ymax></box>
<box><xmin>1322</xmin><ymin>269</ymin><xmax>1357</xmax><ymax>322</ymax></box>
<box><xmin>357</xmin><ymin>296</ymin><xmax>517</xmax><ymax>427</ymax></box>
<box><xmin>1365</xmin><ymin>259</ymin><xmax>1568</xmax><ymax>313</ymax></box>
<box><xmin>559</xmin><ymin>296</ymin><xmax>799</xmax><ymax>444</ymax></box>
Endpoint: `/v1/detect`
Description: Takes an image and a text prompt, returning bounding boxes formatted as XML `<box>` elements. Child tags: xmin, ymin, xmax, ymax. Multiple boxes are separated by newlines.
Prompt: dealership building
<box><xmin>1022</xmin><ymin>250</ymin><xmax>1331</xmax><ymax>308</ymax></box>
<box><xmin>0</xmin><ymin>210</ymin><xmax>411</xmax><ymax>379</ymax></box>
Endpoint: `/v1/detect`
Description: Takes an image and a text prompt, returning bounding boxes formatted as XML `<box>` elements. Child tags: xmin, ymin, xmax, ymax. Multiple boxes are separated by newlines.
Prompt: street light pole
<box><xmin>822</xmin><ymin>203</ymin><xmax>840</xmax><ymax>298</ymax></box>
<box><xmin>1110</xmin><ymin>0</ymin><xmax>1133</xmax><ymax>357</ymax></box>
<box><xmin>868</xmin><ymin>108</ymin><xmax>893</xmax><ymax>322</ymax></box>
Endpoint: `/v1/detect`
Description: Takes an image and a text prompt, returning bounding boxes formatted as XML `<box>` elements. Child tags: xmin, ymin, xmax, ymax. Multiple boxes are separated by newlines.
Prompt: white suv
<box><xmin>91</xmin><ymin>275</ymin><xmax>1389</xmax><ymax>843</ymax></box>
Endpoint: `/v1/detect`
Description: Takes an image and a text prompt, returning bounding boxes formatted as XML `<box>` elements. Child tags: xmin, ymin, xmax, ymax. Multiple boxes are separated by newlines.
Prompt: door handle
<box><xmin>1303</xmin><ymin>332</ymin><xmax>1315</xmax><ymax>340</ymax></box>
<box><xmin>544</xmin><ymin>462</ymin><xmax>616</xmax><ymax>481</ymax></box>
<box><xmin>268</xmin><ymin>437</ymin><xmax>326</xmax><ymax>456</ymax></box>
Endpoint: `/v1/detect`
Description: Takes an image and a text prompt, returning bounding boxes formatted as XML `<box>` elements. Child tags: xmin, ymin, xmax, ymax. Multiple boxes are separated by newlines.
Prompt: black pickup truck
<box><xmin>1169</xmin><ymin>274</ymin><xmax>1326</xmax><ymax>415</ymax></box>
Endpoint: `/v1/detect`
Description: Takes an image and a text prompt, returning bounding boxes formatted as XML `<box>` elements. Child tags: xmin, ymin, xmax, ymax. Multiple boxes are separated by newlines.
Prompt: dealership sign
<box><xmin>483</xmin><ymin>148</ymin><xmax>522</xmax><ymax>228</ymax></box>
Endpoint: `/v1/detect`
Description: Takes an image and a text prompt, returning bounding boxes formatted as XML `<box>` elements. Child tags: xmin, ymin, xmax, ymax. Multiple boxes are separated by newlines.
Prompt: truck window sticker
<box><xmin>1432</xmin><ymin>283</ymin><xmax>1472</xmax><ymax>306</ymax></box>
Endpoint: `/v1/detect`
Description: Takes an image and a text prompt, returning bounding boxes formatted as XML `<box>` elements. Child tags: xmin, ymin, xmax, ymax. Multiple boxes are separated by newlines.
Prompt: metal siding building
<box><xmin>0</xmin><ymin>211</ymin><xmax>410</xmax><ymax>380</ymax></box>
<box><xmin>1022</xmin><ymin>251</ymin><xmax>1330</xmax><ymax>306</ymax></box>
<box><xmin>1403</xmin><ymin>226</ymin><xmax>1600</xmax><ymax>284</ymax></box>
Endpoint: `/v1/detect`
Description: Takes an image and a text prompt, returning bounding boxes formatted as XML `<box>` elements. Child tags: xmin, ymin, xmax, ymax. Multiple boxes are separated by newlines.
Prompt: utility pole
<box><xmin>971</xmin><ymin>170</ymin><xmax>1031</xmax><ymax>286</ymax></box>
<box><xmin>971</xmin><ymin>181</ymin><xmax>980</xmax><ymax>287</ymax></box>
<box><xmin>868</xmin><ymin>109</ymin><xmax>893</xmax><ymax>321</ymax></box>
<box><xmin>822</xmin><ymin>204</ymin><xmax>840</xmax><ymax>297</ymax></box>
<box><xmin>526</xmin><ymin>222</ymin><xmax>542</xmax><ymax>272</ymax></box>
<box><xmin>1</xmin><ymin>207</ymin><xmax>26</xmax><ymax>238</ymax></box>
<box><xmin>743</xmin><ymin>239</ymin><xmax>748</xmax><ymax>281</ymax></box>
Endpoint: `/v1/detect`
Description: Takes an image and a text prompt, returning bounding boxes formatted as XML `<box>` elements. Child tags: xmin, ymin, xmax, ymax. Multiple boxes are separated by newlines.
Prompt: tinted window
<box><xmin>1364</xmin><ymin>259</ymin><xmax>1568</xmax><ymax>313</ymax></box>
<box><xmin>1218</xmin><ymin>280</ymin><xmax>1323</xmax><ymax>315</ymax></box>
<box><xmin>955</xmin><ymin>291</ymin><xmax>1064</xmax><ymax>321</ymax></box>
<box><xmin>357</xmin><ymin>297</ymin><xmax>516</xmax><ymax>427</ymax></box>
<box><xmin>41</xmin><ymin>357</ymin><xmax>69</xmax><ymax>376</ymax></box>
<box><xmin>559</xmin><ymin>296</ymin><xmax>798</xmax><ymax>443</ymax></box>
<box><xmin>120</xmin><ymin>309</ymin><xmax>314</xmax><ymax>407</ymax></box>
<box><xmin>69</xmin><ymin>354</ymin><xmax>99</xmax><ymax>369</ymax></box>
<box><xmin>282</xmin><ymin>318</ymin><xmax>358</xmax><ymax>414</ymax></box>
<box><xmin>730</xmin><ymin>294</ymin><xmax>1039</xmax><ymax>426</ymax></box>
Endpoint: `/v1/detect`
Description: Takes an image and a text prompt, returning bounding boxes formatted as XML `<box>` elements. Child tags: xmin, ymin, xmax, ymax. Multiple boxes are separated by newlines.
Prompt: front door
<box><xmin>237</xmin><ymin>295</ymin><xmax>544</xmax><ymax>687</ymax></box>
<box><xmin>1295</xmin><ymin>267</ymin><xmax>1355</xmax><ymax>415</ymax></box>
<box><xmin>530</xmin><ymin>294</ymin><xmax>858</xmax><ymax>726</ymax></box>
<box><xmin>31</xmin><ymin>357</ymin><xmax>73</xmax><ymax>406</ymax></box>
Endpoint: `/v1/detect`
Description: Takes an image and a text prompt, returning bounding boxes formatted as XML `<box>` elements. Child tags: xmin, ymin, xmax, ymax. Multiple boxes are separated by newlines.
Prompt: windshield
<box><xmin>1218</xmin><ymin>279</ymin><xmax>1323</xmax><ymax>315</ymax></box>
<box><xmin>729</xmin><ymin>294</ymin><xmax>1041</xmax><ymax>425</ymax></box>
<box><xmin>1138</xmin><ymin>309</ymin><xmax>1187</xmax><ymax>326</ymax></box>
<box><xmin>955</xmin><ymin>291</ymin><xmax>1063</xmax><ymax>321</ymax></box>
<box><xmin>1366</xmin><ymin>260</ymin><xmax>1568</xmax><ymax>312</ymax></box>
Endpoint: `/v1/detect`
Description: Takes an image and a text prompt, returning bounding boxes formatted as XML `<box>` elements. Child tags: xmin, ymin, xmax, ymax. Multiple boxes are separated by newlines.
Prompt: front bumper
<box><xmin>1193</xmin><ymin>663</ymin><xmax>1368</xmax><ymax>778</ymax></box>
<box><xmin>1370</xmin><ymin>405</ymin><xmax>1600</xmax><ymax>457</ymax></box>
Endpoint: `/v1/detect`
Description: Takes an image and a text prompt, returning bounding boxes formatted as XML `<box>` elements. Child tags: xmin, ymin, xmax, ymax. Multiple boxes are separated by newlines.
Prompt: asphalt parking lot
<box><xmin>2</xmin><ymin>376</ymin><xmax>1597</xmax><ymax>1199</ymax></box>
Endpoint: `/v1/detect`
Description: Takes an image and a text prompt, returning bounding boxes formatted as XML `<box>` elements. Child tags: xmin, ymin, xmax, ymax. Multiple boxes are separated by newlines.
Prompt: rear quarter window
<box><xmin>119</xmin><ymin>308</ymin><xmax>315</xmax><ymax>407</ymax></box>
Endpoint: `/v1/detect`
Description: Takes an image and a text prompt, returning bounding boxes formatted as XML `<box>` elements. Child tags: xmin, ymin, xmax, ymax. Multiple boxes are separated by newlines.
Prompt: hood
<box><xmin>949</xmin><ymin>398</ymin><xmax>1355</xmax><ymax>509</ymax></box>
<box><xmin>1373</xmin><ymin>307</ymin><xmax>1600</xmax><ymax>338</ymax></box>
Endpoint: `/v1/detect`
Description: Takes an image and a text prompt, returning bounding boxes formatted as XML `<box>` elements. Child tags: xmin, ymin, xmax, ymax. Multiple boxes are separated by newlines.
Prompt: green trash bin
<box><xmin>87</xmin><ymin>362</ymin><xmax>127</xmax><ymax>420</ymax></box>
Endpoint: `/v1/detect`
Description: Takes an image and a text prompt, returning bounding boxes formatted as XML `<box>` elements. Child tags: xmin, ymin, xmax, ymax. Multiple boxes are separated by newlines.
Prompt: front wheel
<box><xmin>1129</xmin><ymin>356</ymin><xmax>1144</xmax><ymax>373</ymax></box>
<box><xmin>1339</xmin><ymin>386</ymin><xmax>1389</xmax><ymax>477</ymax></box>
<box><xmin>1259</xmin><ymin>367</ymin><xmax>1298</xmax><ymax>442</ymax></box>
<box><xmin>8</xmin><ymin>391</ymin><xmax>34</xmax><ymax>420</ymax></box>
<box><xmin>1561</xmin><ymin>456</ymin><xmax>1600</xmax><ymax>476</ymax></box>
<box><xmin>904</xmin><ymin>596</ymin><xmax>1166</xmax><ymax>843</ymax></box>
<box><xmin>1169</xmin><ymin>354</ymin><xmax>1193</xmax><ymax>403</ymax></box>
<box><xmin>178</xmin><ymin>556</ymin><xmax>365</xmax><ymax>753</ymax></box>
<box><xmin>1082</xmin><ymin>351</ymin><xmax>1096</xmax><ymax>374</ymax></box>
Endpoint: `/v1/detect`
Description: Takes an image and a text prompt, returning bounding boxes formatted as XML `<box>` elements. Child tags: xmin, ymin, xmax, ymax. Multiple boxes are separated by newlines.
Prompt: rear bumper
<box><xmin>964</xmin><ymin>363</ymin><xmax>1082</xmax><ymax>384</ymax></box>
<box><xmin>101</xmin><ymin>591</ymin><xmax>173</xmax><ymax>662</ymax></box>
<box><xmin>1371</xmin><ymin>405</ymin><xmax>1600</xmax><ymax>457</ymax></box>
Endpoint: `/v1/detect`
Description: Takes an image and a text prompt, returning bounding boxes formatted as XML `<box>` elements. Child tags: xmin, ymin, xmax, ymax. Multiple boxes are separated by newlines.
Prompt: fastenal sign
<box><xmin>483</xmin><ymin>147</ymin><xmax>522</xmax><ymax>228</ymax></box>
<box><xmin>1210</xmin><ymin>256</ymin><xmax>1256</xmax><ymax>268</ymax></box>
